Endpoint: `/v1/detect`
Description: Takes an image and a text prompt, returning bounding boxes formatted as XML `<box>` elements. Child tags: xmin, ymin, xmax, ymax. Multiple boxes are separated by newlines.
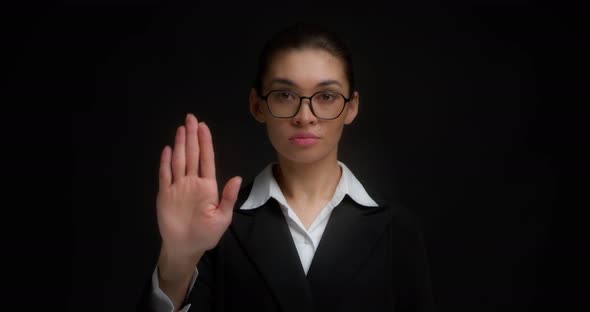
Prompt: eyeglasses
<box><xmin>259</xmin><ymin>90</ymin><xmax>351</xmax><ymax>120</ymax></box>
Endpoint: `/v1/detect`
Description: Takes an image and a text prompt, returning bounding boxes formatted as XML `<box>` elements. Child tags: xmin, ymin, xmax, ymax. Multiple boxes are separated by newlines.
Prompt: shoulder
<box><xmin>367</xmin><ymin>187</ymin><xmax>424</xmax><ymax>235</ymax></box>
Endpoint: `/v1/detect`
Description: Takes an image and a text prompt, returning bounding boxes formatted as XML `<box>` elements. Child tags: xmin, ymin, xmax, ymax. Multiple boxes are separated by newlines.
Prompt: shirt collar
<box><xmin>238</xmin><ymin>160</ymin><xmax>379</xmax><ymax>210</ymax></box>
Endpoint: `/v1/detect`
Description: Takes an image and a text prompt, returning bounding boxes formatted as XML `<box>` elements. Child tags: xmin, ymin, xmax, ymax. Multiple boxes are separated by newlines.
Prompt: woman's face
<box><xmin>249</xmin><ymin>48</ymin><xmax>359</xmax><ymax>164</ymax></box>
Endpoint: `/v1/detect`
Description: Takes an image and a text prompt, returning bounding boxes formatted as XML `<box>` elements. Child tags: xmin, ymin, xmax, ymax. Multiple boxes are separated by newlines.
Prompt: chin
<box><xmin>276</xmin><ymin>145</ymin><xmax>332</xmax><ymax>165</ymax></box>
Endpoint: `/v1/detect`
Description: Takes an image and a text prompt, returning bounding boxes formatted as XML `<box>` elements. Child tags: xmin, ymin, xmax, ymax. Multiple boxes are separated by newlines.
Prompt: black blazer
<box><xmin>139</xmin><ymin>181</ymin><xmax>436</xmax><ymax>312</ymax></box>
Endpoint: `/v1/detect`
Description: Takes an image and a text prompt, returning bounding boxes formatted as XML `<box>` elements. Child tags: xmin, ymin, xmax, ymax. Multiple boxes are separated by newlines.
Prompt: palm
<box><xmin>158</xmin><ymin>176</ymin><xmax>221</xmax><ymax>255</ymax></box>
<box><xmin>156</xmin><ymin>114</ymin><xmax>241</xmax><ymax>262</ymax></box>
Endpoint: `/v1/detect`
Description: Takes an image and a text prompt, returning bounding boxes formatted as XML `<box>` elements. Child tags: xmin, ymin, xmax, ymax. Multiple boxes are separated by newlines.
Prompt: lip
<box><xmin>289</xmin><ymin>132</ymin><xmax>320</xmax><ymax>147</ymax></box>
<box><xmin>289</xmin><ymin>131</ymin><xmax>320</xmax><ymax>140</ymax></box>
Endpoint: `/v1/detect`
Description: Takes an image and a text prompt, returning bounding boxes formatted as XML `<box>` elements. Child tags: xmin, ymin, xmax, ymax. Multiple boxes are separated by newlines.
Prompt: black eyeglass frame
<box><xmin>259</xmin><ymin>89</ymin><xmax>352</xmax><ymax>120</ymax></box>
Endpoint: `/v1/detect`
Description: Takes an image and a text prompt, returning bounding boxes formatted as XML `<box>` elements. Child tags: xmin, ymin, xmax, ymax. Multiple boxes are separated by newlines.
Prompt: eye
<box><xmin>278</xmin><ymin>91</ymin><xmax>294</xmax><ymax>100</ymax></box>
<box><xmin>270</xmin><ymin>90</ymin><xmax>296</xmax><ymax>101</ymax></box>
<box><xmin>316</xmin><ymin>91</ymin><xmax>337</xmax><ymax>102</ymax></box>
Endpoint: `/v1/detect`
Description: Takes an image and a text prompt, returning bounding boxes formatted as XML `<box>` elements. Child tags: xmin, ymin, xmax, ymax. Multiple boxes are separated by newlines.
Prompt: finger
<box><xmin>185</xmin><ymin>114</ymin><xmax>200</xmax><ymax>176</ymax></box>
<box><xmin>218</xmin><ymin>176</ymin><xmax>242</xmax><ymax>216</ymax></box>
<box><xmin>198</xmin><ymin>122</ymin><xmax>216</xmax><ymax>179</ymax></box>
<box><xmin>171</xmin><ymin>126</ymin><xmax>186</xmax><ymax>182</ymax></box>
<box><xmin>159</xmin><ymin>145</ymin><xmax>172</xmax><ymax>190</ymax></box>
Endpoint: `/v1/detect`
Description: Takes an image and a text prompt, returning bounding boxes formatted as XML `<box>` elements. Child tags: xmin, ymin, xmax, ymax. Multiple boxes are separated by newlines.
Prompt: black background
<box><xmin>3</xmin><ymin>1</ymin><xmax>586</xmax><ymax>311</ymax></box>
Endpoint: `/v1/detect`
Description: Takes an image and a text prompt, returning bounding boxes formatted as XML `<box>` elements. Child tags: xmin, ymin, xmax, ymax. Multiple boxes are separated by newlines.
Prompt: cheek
<box><xmin>265</xmin><ymin>122</ymin><xmax>286</xmax><ymax>146</ymax></box>
<box><xmin>327</xmin><ymin>124</ymin><xmax>345</xmax><ymax>145</ymax></box>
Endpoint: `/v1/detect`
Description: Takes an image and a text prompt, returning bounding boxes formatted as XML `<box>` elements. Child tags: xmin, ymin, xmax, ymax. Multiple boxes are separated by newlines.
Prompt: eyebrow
<box><xmin>270</xmin><ymin>78</ymin><xmax>343</xmax><ymax>88</ymax></box>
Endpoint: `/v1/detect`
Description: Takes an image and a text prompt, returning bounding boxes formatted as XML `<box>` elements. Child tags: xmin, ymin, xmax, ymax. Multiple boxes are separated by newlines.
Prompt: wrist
<box><xmin>157</xmin><ymin>247</ymin><xmax>203</xmax><ymax>282</ymax></box>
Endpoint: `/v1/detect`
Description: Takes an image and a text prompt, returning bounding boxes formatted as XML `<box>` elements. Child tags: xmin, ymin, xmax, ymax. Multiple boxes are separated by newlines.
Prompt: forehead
<box><xmin>265</xmin><ymin>48</ymin><xmax>347</xmax><ymax>89</ymax></box>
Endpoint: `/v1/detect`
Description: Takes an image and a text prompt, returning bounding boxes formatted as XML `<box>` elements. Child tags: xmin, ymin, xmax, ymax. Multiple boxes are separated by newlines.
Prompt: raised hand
<box><xmin>156</xmin><ymin>114</ymin><xmax>242</xmax><ymax>283</ymax></box>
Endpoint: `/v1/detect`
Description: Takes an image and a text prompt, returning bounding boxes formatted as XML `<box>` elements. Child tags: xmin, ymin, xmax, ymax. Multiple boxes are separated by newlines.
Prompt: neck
<box><xmin>273</xmin><ymin>150</ymin><xmax>342</xmax><ymax>204</ymax></box>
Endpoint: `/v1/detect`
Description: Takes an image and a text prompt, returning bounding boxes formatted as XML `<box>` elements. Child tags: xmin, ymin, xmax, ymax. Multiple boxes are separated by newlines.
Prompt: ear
<box><xmin>249</xmin><ymin>88</ymin><xmax>266</xmax><ymax>123</ymax></box>
<box><xmin>343</xmin><ymin>90</ymin><xmax>359</xmax><ymax>125</ymax></box>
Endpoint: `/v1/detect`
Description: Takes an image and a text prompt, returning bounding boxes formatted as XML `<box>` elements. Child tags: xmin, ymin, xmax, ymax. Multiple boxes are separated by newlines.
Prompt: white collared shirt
<box><xmin>239</xmin><ymin>160</ymin><xmax>379</xmax><ymax>274</ymax></box>
<box><xmin>151</xmin><ymin>160</ymin><xmax>379</xmax><ymax>312</ymax></box>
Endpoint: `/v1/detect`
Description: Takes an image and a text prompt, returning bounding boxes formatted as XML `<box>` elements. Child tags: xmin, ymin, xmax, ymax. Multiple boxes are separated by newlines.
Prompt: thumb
<box><xmin>219</xmin><ymin>176</ymin><xmax>242</xmax><ymax>216</ymax></box>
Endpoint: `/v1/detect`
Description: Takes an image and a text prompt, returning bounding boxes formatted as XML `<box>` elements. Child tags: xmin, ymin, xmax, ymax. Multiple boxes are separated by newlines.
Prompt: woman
<box><xmin>139</xmin><ymin>23</ymin><xmax>436</xmax><ymax>312</ymax></box>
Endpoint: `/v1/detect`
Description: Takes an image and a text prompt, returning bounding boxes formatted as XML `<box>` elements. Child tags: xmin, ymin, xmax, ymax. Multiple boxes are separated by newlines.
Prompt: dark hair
<box><xmin>253</xmin><ymin>22</ymin><xmax>355</xmax><ymax>97</ymax></box>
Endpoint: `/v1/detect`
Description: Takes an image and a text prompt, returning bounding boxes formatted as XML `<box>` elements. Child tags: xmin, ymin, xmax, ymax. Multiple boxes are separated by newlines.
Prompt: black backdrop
<box><xmin>7</xmin><ymin>1</ymin><xmax>583</xmax><ymax>311</ymax></box>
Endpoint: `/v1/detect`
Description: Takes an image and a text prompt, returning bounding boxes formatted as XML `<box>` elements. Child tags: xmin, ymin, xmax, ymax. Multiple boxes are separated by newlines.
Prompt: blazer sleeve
<box><xmin>391</xmin><ymin>206</ymin><xmax>438</xmax><ymax>312</ymax></box>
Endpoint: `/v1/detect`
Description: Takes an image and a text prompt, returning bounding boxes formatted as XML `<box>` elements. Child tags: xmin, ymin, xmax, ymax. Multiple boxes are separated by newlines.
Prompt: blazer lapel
<box><xmin>306</xmin><ymin>194</ymin><xmax>392</xmax><ymax>308</ymax></box>
<box><xmin>230</xmin><ymin>197</ymin><xmax>314</xmax><ymax>312</ymax></box>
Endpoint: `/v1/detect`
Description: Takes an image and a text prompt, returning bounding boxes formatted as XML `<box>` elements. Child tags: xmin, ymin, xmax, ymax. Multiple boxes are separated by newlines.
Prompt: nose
<box><xmin>292</xmin><ymin>98</ymin><xmax>317</xmax><ymax>125</ymax></box>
